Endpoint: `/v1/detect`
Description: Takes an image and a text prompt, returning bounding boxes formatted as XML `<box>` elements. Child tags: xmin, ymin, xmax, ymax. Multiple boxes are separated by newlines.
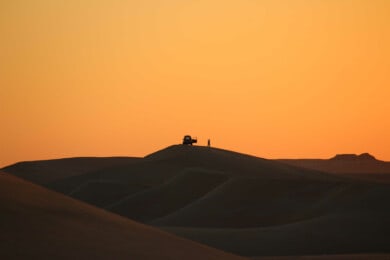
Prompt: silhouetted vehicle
<box><xmin>183</xmin><ymin>135</ymin><xmax>197</xmax><ymax>145</ymax></box>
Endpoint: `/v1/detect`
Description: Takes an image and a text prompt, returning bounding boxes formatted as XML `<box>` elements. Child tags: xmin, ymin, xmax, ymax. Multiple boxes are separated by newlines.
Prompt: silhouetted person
<box><xmin>207</xmin><ymin>139</ymin><xmax>211</xmax><ymax>147</ymax></box>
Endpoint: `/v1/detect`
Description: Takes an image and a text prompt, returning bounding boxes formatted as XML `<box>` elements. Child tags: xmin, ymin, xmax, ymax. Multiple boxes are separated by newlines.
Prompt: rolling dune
<box><xmin>0</xmin><ymin>172</ymin><xmax>245</xmax><ymax>260</ymax></box>
<box><xmin>278</xmin><ymin>154</ymin><xmax>390</xmax><ymax>183</ymax></box>
<box><xmin>2</xmin><ymin>145</ymin><xmax>390</xmax><ymax>258</ymax></box>
<box><xmin>162</xmin><ymin>183</ymin><xmax>390</xmax><ymax>256</ymax></box>
<box><xmin>3</xmin><ymin>157</ymin><xmax>139</xmax><ymax>184</ymax></box>
<box><xmin>163</xmin><ymin>211</ymin><xmax>390</xmax><ymax>257</ymax></box>
<box><xmin>152</xmin><ymin>178</ymin><xmax>348</xmax><ymax>228</ymax></box>
<box><xmin>109</xmin><ymin>168</ymin><xmax>228</xmax><ymax>222</ymax></box>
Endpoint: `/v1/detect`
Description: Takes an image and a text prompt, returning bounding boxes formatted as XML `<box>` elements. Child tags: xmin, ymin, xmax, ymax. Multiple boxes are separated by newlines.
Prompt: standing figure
<box><xmin>207</xmin><ymin>139</ymin><xmax>211</xmax><ymax>147</ymax></box>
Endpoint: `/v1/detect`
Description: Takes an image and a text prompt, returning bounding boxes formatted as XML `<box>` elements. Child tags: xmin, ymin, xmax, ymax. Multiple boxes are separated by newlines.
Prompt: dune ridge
<box><xmin>278</xmin><ymin>153</ymin><xmax>390</xmax><ymax>175</ymax></box>
<box><xmin>2</xmin><ymin>145</ymin><xmax>390</xmax><ymax>258</ymax></box>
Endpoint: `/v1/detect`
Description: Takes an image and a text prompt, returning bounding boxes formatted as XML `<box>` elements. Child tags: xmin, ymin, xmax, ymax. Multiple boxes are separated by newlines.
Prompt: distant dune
<box><xmin>278</xmin><ymin>153</ymin><xmax>390</xmax><ymax>183</ymax></box>
<box><xmin>2</xmin><ymin>145</ymin><xmax>390</xmax><ymax>258</ymax></box>
<box><xmin>0</xmin><ymin>172</ymin><xmax>244</xmax><ymax>260</ymax></box>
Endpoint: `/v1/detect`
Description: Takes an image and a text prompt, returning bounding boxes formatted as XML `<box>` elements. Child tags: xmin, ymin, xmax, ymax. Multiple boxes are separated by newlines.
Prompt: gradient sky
<box><xmin>1</xmin><ymin>0</ymin><xmax>390</xmax><ymax>166</ymax></box>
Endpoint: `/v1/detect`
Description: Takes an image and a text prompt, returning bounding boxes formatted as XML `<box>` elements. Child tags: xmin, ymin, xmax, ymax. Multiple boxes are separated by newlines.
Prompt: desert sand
<box><xmin>3</xmin><ymin>157</ymin><xmax>140</xmax><ymax>184</ymax></box>
<box><xmin>278</xmin><ymin>153</ymin><xmax>390</xmax><ymax>184</ymax></box>
<box><xmin>2</xmin><ymin>145</ymin><xmax>390</xmax><ymax>258</ymax></box>
<box><xmin>0</xmin><ymin>172</ymin><xmax>245</xmax><ymax>259</ymax></box>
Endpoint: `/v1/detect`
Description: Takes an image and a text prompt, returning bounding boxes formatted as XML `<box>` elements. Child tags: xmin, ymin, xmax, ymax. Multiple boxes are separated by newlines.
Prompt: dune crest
<box><xmin>2</xmin><ymin>145</ymin><xmax>390</xmax><ymax>258</ymax></box>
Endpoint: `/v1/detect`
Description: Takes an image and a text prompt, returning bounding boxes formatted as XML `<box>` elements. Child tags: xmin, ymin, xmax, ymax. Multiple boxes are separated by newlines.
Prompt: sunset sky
<box><xmin>1</xmin><ymin>0</ymin><xmax>390</xmax><ymax>166</ymax></box>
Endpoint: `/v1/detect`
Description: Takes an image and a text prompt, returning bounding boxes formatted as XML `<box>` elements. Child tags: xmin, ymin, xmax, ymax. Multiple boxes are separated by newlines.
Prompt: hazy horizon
<box><xmin>1</xmin><ymin>0</ymin><xmax>389</xmax><ymax>167</ymax></box>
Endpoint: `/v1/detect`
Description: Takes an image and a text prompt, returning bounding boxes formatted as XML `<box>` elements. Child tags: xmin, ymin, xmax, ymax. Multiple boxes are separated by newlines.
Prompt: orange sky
<box><xmin>1</xmin><ymin>0</ymin><xmax>390</xmax><ymax>166</ymax></box>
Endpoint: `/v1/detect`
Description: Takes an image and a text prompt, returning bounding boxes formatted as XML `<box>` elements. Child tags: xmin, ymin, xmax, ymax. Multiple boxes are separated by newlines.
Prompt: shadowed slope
<box><xmin>0</xmin><ymin>172</ymin><xmax>245</xmax><ymax>260</ymax></box>
<box><xmin>45</xmin><ymin>157</ymin><xmax>191</xmax><ymax>196</ymax></box>
<box><xmin>109</xmin><ymin>168</ymin><xmax>229</xmax><ymax>222</ymax></box>
<box><xmin>164</xmin><ymin>209</ymin><xmax>390</xmax><ymax>257</ymax></box>
<box><xmin>163</xmin><ymin>182</ymin><xmax>390</xmax><ymax>255</ymax></box>
<box><xmin>152</xmin><ymin>178</ymin><xmax>347</xmax><ymax>228</ymax></box>
<box><xmin>68</xmin><ymin>180</ymin><xmax>138</xmax><ymax>208</ymax></box>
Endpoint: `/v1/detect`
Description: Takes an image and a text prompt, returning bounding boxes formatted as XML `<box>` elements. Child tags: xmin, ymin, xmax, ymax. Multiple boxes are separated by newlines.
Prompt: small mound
<box><xmin>331</xmin><ymin>153</ymin><xmax>377</xmax><ymax>161</ymax></box>
<box><xmin>279</xmin><ymin>153</ymin><xmax>390</xmax><ymax>175</ymax></box>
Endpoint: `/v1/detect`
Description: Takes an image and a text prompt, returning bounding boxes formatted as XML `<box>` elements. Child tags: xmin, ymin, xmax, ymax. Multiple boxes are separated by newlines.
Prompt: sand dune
<box><xmin>3</xmin><ymin>157</ymin><xmax>139</xmax><ymax>184</ymax></box>
<box><xmin>46</xmin><ymin>155</ymin><xmax>189</xmax><ymax>196</ymax></box>
<box><xmin>2</xmin><ymin>145</ymin><xmax>390</xmax><ymax>258</ymax></box>
<box><xmin>152</xmin><ymin>178</ymin><xmax>348</xmax><ymax>228</ymax></box>
<box><xmin>68</xmin><ymin>180</ymin><xmax>138</xmax><ymax>208</ymax></box>
<box><xmin>146</xmin><ymin>145</ymin><xmax>340</xmax><ymax>181</ymax></box>
<box><xmin>278</xmin><ymin>153</ymin><xmax>390</xmax><ymax>175</ymax></box>
<box><xmin>162</xmin><ymin>181</ymin><xmax>390</xmax><ymax>256</ymax></box>
<box><xmin>0</xmin><ymin>172</ymin><xmax>245</xmax><ymax>260</ymax></box>
<box><xmin>163</xmin><ymin>211</ymin><xmax>390</xmax><ymax>256</ymax></box>
<box><xmin>278</xmin><ymin>154</ymin><xmax>390</xmax><ymax>183</ymax></box>
<box><xmin>109</xmin><ymin>168</ymin><xmax>228</xmax><ymax>222</ymax></box>
<box><xmin>253</xmin><ymin>254</ymin><xmax>390</xmax><ymax>260</ymax></box>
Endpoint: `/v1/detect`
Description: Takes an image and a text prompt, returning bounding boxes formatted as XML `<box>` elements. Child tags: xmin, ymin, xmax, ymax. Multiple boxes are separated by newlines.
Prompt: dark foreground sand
<box><xmin>0</xmin><ymin>172</ymin><xmax>245</xmax><ymax>260</ymax></box>
<box><xmin>253</xmin><ymin>254</ymin><xmax>390</xmax><ymax>260</ymax></box>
